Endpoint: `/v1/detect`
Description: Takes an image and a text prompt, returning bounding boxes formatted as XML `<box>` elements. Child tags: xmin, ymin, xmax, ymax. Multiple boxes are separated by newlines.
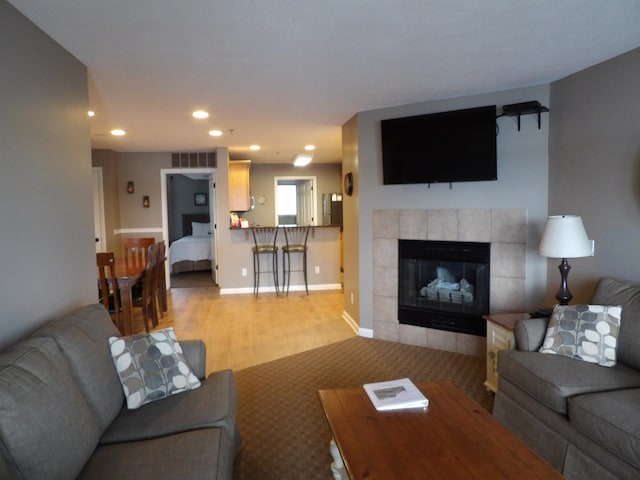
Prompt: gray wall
<box><xmin>548</xmin><ymin>47</ymin><xmax>640</xmax><ymax>303</ymax></box>
<box><xmin>348</xmin><ymin>85</ymin><xmax>551</xmax><ymax>331</ymax></box>
<box><xmin>242</xmin><ymin>163</ymin><xmax>342</xmax><ymax>226</ymax></box>
<box><xmin>0</xmin><ymin>1</ymin><xmax>95</xmax><ymax>349</ymax></box>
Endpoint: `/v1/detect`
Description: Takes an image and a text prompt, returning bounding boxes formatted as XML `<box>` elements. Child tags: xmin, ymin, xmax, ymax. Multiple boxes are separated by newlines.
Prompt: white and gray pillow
<box><xmin>539</xmin><ymin>304</ymin><xmax>622</xmax><ymax>367</ymax></box>
<box><xmin>109</xmin><ymin>327</ymin><xmax>201</xmax><ymax>409</ymax></box>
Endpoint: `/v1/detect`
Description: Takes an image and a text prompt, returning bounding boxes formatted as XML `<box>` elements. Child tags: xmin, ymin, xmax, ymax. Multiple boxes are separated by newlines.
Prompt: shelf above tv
<box><xmin>500</xmin><ymin>101</ymin><xmax>549</xmax><ymax>131</ymax></box>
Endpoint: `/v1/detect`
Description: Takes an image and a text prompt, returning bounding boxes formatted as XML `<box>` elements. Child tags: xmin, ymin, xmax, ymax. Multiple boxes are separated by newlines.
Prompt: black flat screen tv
<box><xmin>381</xmin><ymin>105</ymin><xmax>497</xmax><ymax>185</ymax></box>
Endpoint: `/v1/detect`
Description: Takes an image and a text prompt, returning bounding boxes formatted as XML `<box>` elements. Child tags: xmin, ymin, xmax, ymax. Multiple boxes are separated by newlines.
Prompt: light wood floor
<box><xmin>132</xmin><ymin>287</ymin><xmax>356</xmax><ymax>374</ymax></box>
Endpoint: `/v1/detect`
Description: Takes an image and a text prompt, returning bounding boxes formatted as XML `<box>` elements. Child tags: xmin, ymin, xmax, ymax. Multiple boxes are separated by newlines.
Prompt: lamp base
<box><xmin>555</xmin><ymin>258</ymin><xmax>572</xmax><ymax>305</ymax></box>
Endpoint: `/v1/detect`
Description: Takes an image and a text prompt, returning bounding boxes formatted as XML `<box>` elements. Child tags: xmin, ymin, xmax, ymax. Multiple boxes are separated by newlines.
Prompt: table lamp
<box><xmin>538</xmin><ymin>215</ymin><xmax>592</xmax><ymax>305</ymax></box>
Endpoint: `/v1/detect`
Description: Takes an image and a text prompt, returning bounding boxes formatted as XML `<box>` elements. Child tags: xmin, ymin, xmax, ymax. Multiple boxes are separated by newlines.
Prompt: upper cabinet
<box><xmin>228</xmin><ymin>160</ymin><xmax>251</xmax><ymax>212</ymax></box>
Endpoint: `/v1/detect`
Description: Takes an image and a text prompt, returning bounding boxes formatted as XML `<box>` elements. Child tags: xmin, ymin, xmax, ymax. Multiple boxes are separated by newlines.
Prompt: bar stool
<box><xmin>251</xmin><ymin>227</ymin><xmax>280</xmax><ymax>296</ymax></box>
<box><xmin>282</xmin><ymin>225</ymin><xmax>310</xmax><ymax>295</ymax></box>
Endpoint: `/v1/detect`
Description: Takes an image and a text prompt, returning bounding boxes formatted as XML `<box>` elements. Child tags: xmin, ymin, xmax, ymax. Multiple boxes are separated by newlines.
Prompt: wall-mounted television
<box><xmin>381</xmin><ymin>105</ymin><xmax>497</xmax><ymax>185</ymax></box>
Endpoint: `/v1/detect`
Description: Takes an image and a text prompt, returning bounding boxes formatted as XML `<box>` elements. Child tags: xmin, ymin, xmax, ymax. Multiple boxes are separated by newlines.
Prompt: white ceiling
<box><xmin>8</xmin><ymin>0</ymin><xmax>640</xmax><ymax>164</ymax></box>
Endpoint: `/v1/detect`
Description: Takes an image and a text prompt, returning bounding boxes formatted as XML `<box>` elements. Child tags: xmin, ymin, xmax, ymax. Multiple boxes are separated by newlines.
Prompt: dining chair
<box><xmin>133</xmin><ymin>243</ymin><xmax>159</xmax><ymax>332</ymax></box>
<box><xmin>251</xmin><ymin>226</ymin><xmax>280</xmax><ymax>296</ymax></box>
<box><xmin>96</xmin><ymin>252</ymin><xmax>121</xmax><ymax>330</ymax></box>
<box><xmin>282</xmin><ymin>225</ymin><xmax>311</xmax><ymax>295</ymax></box>
<box><xmin>154</xmin><ymin>241</ymin><xmax>168</xmax><ymax>316</ymax></box>
<box><xmin>123</xmin><ymin>237</ymin><xmax>155</xmax><ymax>266</ymax></box>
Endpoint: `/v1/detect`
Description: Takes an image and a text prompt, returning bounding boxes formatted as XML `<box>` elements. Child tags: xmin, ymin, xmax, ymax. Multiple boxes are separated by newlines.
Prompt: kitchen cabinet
<box><xmin>229</xmin><ymin>160</ymin><xmax>251</xmax><ymax>212</ymax></box>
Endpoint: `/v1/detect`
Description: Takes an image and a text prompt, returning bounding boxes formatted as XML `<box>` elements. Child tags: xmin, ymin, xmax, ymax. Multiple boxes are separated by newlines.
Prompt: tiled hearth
<box><xmin>372</xmin><ymin>208</ymin><xmax>527</xmax><ymax>357</ymax></box>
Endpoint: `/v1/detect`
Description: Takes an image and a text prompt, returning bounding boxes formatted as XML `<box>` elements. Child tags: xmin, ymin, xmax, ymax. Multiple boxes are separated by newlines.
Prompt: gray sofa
<box><xmin>493</xmin><ymin>276</ymin><xmax>640</xmax><ymax>480</ymax></box>
<box><xmin>0</xmin><ymin>304</ymin><xmax>241</xmax><ymax>480</ymax></box>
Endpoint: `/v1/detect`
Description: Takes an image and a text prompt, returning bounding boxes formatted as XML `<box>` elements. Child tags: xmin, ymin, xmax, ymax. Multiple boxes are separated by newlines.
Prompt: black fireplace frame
<box><xmin>398</xmin><ymin>240</ymin><xmax>490</xmax><ymax>337</ymax></box>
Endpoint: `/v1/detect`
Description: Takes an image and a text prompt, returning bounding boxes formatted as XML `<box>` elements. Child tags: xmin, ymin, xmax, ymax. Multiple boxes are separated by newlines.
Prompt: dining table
<box><xmin>110</xmin><ymin>258</ymin><xmax>146</xmax><ymax>335</ymax></box>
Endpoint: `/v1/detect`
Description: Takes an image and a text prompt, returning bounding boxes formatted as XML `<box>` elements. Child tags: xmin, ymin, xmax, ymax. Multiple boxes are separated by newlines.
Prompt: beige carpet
<box><xmin>233</xmin><ymin>336</ymin><xmax>492</xmax><ymax>480</ymax></box>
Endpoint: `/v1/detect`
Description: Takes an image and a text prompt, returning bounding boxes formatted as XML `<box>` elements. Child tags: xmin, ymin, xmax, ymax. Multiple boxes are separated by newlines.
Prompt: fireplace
<box><xmin>398</xmin><ymin>240</ymin><xmax>490</xmax><ymax>337</ymax></box>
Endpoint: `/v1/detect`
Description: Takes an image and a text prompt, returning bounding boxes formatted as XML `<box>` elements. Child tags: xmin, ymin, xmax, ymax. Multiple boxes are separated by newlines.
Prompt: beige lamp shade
<box><xmin>538</xmin><ymin>215</ymin><xmax>592</xmax><ymax>258</ymax></box>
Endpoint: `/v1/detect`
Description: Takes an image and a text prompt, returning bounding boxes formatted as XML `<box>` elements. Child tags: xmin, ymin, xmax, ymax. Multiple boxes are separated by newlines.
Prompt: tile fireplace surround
<box><xmin>373</xmin><ymin>208</ymin><xmax>526</xmax><ymax>357</ymax></box>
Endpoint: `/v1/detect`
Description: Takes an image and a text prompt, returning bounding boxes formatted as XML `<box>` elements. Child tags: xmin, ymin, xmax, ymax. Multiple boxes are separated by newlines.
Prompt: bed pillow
<box><xmin>108</xmin><ymin>327</ymin><xmax>201</xmax><ymax>409</ymax></box>
<box><xmin>191</xmin><ymin>222</ymin><xmax>210</xmax><ymax>236</ymax></box>
<box><xmin>538</xmin><ymin>304</ymin><xmax>622</xmax><ymax>367</ymax></box>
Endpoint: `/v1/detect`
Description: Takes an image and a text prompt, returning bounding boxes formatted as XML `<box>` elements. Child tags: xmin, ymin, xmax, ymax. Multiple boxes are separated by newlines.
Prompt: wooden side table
<box><xmin>483</xmin><ymin>313</ymin><xmax>530</xmax><ymax>393</ymax></box>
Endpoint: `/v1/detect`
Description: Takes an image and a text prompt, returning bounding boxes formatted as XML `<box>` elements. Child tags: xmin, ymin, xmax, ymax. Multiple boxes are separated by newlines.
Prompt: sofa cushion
<box><xmin>32</xmin><ymin>304</ymin><xmax>124</xmax><ymax>431</ymax></box>
<box><xmin>590</xmin><ymin>276</ymin><xmax>640</xmax><ymax>370</ymax></box>
<box><xmin>0</xmin><ymin>337</ymin><xmax>101</xmax><ymax>480</ymax></box>
<box><xmin>569</xmin><ymin>388</ymin><xmax>640</xmax><ymax>470</ymax></box>
<box><xmin>539</xmin><ymin>304</ymin><xmax>621</xmax><ymax>367</ymax></box>
<box><xmin>498</xmin><ymin>349</ymin><xmax>640</xmax><ymax>414</ymax></box>
<box><xmin>109</xmin><ymin>327</ymin><xmax>201</xmax><ymax>409</ymax></box>
<box><xmin>78</xmin><ymin>429</ymin><xmax>224</xmax><ymax>480</ymax></box>
<box><xmin>100</xmin><ymin>369</ymin><xmax>239</xmax><ymax>444</ymax></box>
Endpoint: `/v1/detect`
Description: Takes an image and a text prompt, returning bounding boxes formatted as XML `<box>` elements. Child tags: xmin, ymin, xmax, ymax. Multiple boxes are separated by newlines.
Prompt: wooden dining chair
<box><xmin>154</xmin><ymin>241</ymin><xmax>168</xmax><ymax>316</ymax></box>
<box><xmin>133</xmin><ymin>243</ymin><xmax>159</xmax><ymax>333</ymax></box>
<box><xmin>96</xmin><ymin>252</ymin><xmax>121</xmax><ymax>330</ymax></box>
<box><xmin>123</xmin><ymin>237</ymin><xmax>155</xmax><ymax>266</ymax></box>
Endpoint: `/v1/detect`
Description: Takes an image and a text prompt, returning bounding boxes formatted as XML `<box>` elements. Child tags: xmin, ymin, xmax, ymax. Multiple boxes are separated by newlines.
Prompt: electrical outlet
<box><xmin>314</xmin><ymin>266</ymin><xmax>320</xmax><ymax>274</ymax></box>
<box><xmin>241</xmin><ymin>268</ymin><xmax>247</xmax><ymax>277</ymax></box>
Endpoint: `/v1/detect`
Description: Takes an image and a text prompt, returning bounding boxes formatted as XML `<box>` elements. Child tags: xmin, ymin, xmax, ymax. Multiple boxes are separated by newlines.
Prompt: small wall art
<box><xmin>194</xmin><ymin>192</ymin><xmax>207</xmax><ymax>206</ymax></box>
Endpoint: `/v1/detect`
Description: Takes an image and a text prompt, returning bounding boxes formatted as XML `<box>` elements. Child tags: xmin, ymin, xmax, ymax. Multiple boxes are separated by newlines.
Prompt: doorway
<box><xmin>92</xmin><ymin>167</ymin><xmax>106</xmax><ymax>253</ymax></box>
<box><xmin>160</xmin><ymin>168</ymin><xmax>217</xmax><ymax>289</ymax></box>
<box><xmin>274</xmin><ymin>176</ymin><xmax>317</xmax><ymax>226</ymax></box>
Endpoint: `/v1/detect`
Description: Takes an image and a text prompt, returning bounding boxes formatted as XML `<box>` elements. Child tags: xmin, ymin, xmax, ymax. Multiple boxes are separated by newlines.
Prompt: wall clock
<box><xmin>344</xmin><ymin>171</ymin><xmax>354</xmax><ymax>196</ymax></box>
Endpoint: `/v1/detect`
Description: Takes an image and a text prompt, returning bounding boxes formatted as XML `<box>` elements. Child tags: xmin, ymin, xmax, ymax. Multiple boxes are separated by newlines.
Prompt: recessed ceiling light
<box><xmin>304</xmin><ymin>144</ymin><xmax>315</xmax><ymax>151</ymax></box>
<box><xmin>249</xmin><ymin>145</ymin><xmax>261</xmax><ymax>151</ymax></box>
<box><xmin>87</xmin><ymin>110</ymin><xmax>95</xmax><ymax>117</ymax></box>
<box><xmin>192</xmin><ymin>110</ymin><xmax>209</xmax><ymax>119</ymax></box>
<box><xmin>110</xmin><ymin>129</ymin><xmax>126</xmax><ymax>136</ymax></box>
<box><xmin>209</xmin><ymin>129</ymin><xmax>223</xmax><ymax>137</ymax></box>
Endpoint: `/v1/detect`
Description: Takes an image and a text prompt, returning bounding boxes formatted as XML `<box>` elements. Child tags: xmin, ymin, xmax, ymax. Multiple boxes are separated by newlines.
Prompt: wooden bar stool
<box><xmin>251</xmin><ymin>227</ymin><xmax>280</xmax><ymax>296</ymax></box>
<box><xmin>282</xmin><ymin>225</ymin><xmax>310</xmax><ymax>295</ymax></box>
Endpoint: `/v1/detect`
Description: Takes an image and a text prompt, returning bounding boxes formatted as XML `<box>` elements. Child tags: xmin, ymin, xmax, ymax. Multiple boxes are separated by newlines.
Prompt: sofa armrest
<box><xmin>180</xmin><ymin>339</ymin><xmax>207</xmax><ymax>380</ymax></box>
<box><xmin>514</xmin><ymin>317</ymin><xmax>550</xmax><ymax>351</ymax></box>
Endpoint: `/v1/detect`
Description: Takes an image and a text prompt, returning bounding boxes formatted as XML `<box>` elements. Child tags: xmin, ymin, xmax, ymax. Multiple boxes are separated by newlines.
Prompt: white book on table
<box><xmin>363</xmin><ymin>377</ymin><xmax>429</xmax><ymax>411</ymax></box>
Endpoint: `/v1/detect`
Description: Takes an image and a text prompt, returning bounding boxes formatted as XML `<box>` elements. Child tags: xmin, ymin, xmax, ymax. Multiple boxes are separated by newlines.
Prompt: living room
<box><xmin>2</xmin><ymin>1</ymin><xmax>640</xmax><ymax>478</ymax></box>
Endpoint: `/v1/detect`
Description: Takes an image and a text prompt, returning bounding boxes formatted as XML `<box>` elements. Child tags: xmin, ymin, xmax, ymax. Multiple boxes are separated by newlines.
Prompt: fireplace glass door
<box><xmin>398</xmin><ymin>240</ymin><xmax>490</xmax><ymax>336</ymax></box>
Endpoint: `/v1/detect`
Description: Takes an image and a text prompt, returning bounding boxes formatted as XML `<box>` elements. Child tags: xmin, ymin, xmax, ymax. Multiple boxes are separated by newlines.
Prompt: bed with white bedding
<box><xmin>169</xmin><ymin>214</ymin><xmax>213</xmax><ymax>274</ymax></box>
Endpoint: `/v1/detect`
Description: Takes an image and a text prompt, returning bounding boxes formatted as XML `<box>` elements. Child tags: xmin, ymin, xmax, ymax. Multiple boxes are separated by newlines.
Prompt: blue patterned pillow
<box><xmin>109</xmin><ymin>327</ymin><xmax>201</xmax><ymax>409</ymax></box>
<box><xmin>539</xmin><ymin>304</ymin><xmax>622</xmax><ymax>367</ymax></box>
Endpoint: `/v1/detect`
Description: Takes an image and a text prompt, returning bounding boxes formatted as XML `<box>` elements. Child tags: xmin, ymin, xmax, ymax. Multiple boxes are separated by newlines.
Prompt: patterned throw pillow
<box><xmin>108</xmin><ymin>327</ymin><xmax>201</xmax><ymax>409</ymax></box>
<box><xmin>539</xmin><ymin>304</ymin><xmax>622</xmax><ymax>367</ymax></box>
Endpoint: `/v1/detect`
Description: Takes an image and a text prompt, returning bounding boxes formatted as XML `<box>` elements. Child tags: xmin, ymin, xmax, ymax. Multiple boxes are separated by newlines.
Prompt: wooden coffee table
<box><xmin>318</xmin><ymin>380</ymin><xmax>563</xmax><ymax>479</ymax></box>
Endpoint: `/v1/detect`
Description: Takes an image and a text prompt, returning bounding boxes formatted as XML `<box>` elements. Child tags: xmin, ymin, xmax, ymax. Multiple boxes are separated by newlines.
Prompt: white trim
<box><xmin>115</xmin><ymin>227</ymin><xmax>163</xmax><ymax>234</ymax></box>
<box><xmin>92</xmin><ymin>167</ymin><xmax>106</xmax><ymax>253</ymax></box>
<box><xmin>160</xmin><ymin>167</ymin><xmax>217</xmax><ymax>289</ymax></box>
<box><xmin>358</xmin><ymin>327</ymin><xmax>374</xmax><ymax>338</ymax></box>
<box><xmin>219</xmin><ymin>284</ymin><xmax>342</xmax><ymax>295</ymax></box>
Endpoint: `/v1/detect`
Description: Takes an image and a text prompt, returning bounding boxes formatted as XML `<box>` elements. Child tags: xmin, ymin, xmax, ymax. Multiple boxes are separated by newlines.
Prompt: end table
<box><xmin>483</xmin><ymin>313</ymin><xmax>530</xmax><ymax>392</ymax></box>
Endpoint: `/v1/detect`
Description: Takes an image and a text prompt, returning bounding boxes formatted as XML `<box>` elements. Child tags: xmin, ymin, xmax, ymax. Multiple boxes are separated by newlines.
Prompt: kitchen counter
<box><xmin>222</xmin><ymin>225</ymin><xmax>342</xmax><ymax>294</ymax></box>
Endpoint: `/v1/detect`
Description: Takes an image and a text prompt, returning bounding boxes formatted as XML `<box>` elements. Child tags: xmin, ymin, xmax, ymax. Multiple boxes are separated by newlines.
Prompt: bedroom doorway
<box><xmin>160</xmin><ymin>167</ymin><xmax>217</xmax><ymax>289</ymax></box>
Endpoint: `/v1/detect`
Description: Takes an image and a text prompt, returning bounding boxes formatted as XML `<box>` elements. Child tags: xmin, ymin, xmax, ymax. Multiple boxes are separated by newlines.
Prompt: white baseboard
<box><xmin>219</xmin><ymin>283</ymin><xmax>342</xmax><ymax>295</ymax></box>
<box><xmin>358</xmin><ymin>328</ymin><xmax>373</xmax><ymax>338</ymax></box>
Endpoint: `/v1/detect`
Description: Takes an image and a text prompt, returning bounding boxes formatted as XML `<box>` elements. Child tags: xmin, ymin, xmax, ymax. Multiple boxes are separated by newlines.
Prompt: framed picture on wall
<box><xmin>194</xmin><ymin>192</ymin><xmax>207</xmax><ymax>206</ymax></box>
